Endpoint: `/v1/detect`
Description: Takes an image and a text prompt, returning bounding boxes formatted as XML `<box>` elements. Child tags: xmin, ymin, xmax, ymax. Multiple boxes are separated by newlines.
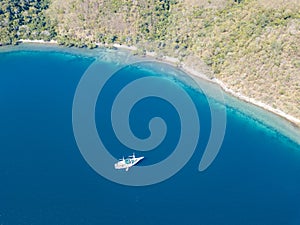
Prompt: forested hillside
<box><xmin>1</xmin><ymin>0</ymin><xmax>300</xmax><ymax>120</ymax></box>
<box><xmin>0</xmin><ymin>0</ymin><xmax>56</xmax><ymax>45</ymax></box>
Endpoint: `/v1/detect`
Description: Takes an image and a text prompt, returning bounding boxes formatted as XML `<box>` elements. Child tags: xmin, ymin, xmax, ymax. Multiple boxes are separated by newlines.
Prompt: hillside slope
<box><xmin>47</xmin><ymin>0</ymin><xmax>300</xmax><ymax>120</ymax></box>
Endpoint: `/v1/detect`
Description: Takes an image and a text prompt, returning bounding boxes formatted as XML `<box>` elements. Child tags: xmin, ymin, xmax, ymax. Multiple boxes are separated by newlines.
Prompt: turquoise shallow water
<box><xmin>0</xmin><ymin>48</ymin><xmax>300</xmax><ymax>225</ymax></box>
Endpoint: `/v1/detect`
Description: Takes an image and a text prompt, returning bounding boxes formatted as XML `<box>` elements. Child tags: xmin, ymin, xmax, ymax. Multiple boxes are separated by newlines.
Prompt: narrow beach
<box><xmin>12</xmin><ymin>40</ymin><xmax>300</xmax><ymax>131</ymax></box>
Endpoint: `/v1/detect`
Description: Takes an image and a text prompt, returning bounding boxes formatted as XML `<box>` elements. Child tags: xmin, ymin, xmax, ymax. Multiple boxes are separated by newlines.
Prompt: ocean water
<box><xmin>0</xmin><ymin>49</ymin><xmax>300</xmax><ymax>225</ymax></box>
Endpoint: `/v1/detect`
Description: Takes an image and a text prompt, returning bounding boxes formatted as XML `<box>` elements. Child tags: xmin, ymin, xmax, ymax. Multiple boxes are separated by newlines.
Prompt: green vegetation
<box><xmin>0</xmin><ymin>0</ymin><xmax>56</xmax><ymax>45</ymax></box>
<box><xmin>0</xmin><ymin>0</ymin><xmax>299</xmax><ymax>120</ymax></box>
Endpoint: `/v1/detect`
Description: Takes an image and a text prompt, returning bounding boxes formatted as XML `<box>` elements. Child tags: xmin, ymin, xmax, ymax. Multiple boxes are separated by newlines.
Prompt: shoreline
<box><xmin>18</xmin><ymin>39</ymin><xmax>58</xmax><ymax>44</ymax></box>
<box><xmin>134</xmin><ymin>45</ymin><xmax>300</xmax><ymax>129</ymax></box>
<box><xmin>12</xmin><ymin>39</ymin><xmax>300</xmax><ymax>129</ymax></box>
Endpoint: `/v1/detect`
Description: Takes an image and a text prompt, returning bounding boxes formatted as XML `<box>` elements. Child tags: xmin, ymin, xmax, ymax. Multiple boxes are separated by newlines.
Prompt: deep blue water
<box><xmin>0</xmin><ymin>49</ymin><xmax>300</xmax><ymax>225</ymax></box>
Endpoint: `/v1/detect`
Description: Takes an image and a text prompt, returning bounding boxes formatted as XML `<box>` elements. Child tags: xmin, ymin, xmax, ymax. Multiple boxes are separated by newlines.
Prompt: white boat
<box><xmin>114</xmin><ymin>153</ymin><xmax>144</xmax><ymax>171</ymax></box>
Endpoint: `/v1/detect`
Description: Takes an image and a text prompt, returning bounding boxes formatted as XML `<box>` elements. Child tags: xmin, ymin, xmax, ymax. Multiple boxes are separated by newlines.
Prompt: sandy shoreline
<box><xmin>19</xmin><ymin>39</ymin><xmax>58</xmax><ymax>44</ymax></box>
<box><xmin>132</xmin><ymin>44</ymin><xmax>300</xmax><ymax>128</ymax></box>
<box><xmin>16</xmin><ymin>39</ymin><xmax>300</xmax><ymax>129</ymax></box>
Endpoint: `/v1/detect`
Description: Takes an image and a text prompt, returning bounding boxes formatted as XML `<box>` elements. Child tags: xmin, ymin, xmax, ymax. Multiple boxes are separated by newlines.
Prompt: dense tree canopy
<box><xmin>0</xmin><ymin>0</ymin><xmax>56</xmax><ymax>45</ymax></box>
